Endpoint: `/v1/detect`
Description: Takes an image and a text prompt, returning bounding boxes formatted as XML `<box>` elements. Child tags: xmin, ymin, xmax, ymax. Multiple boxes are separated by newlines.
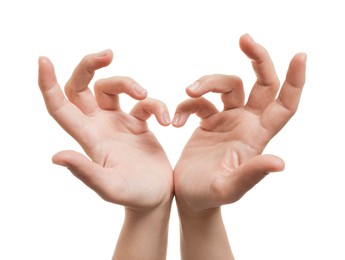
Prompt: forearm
<box><xmin>112</xmin><ymin>202</ymin><xmax>172</xmax><ymax>260</ymax></box>
<box><xmin>177</xmin><ymin>200</ymin><xmax>234</xmax><ymax>260</ymax></box>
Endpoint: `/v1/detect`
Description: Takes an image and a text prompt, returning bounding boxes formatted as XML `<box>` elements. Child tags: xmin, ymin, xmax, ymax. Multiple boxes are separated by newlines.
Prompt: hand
<box><xmin>38</xmin><ymin>50</ymin><xmax>173</xmax><ymax>210</ymax></box>
<box><xmin>173</xmin><ymin>34</ymin><xmax>307</xmax><ymax>211</ymax></box>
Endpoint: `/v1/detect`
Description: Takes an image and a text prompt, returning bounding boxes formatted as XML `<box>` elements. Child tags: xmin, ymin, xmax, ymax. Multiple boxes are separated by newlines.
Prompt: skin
<box><xmin>172</xmin><ymin>34</ymin><xmax>307</xmax><ymax>260</ymax></box>
<box><xmin>38</xmin><ymin>50</ymin><xmax>173</xmax><ymax>260</ymax></box>
<box><xmin>38</xmin><ymin>34</ymin><xmax>306</xmax><ymax>260</ymax></box>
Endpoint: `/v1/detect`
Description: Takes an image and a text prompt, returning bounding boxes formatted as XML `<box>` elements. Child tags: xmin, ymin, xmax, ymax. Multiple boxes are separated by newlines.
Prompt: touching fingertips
<box><xmin>172</xmin><ymin>113</ymin><xmax>180</xmax><ymax>125</ymax></box>
<box><xmin>162</xmin><ymin>111</ymin><xmax>171</xmax><ymax>125</ymax></box>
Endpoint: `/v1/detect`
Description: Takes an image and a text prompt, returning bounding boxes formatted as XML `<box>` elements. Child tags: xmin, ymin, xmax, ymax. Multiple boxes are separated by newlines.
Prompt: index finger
<box><xmin>64</xmin><ymin>49</ymin><xmax>113</xmax><ymax>115</ymax></box>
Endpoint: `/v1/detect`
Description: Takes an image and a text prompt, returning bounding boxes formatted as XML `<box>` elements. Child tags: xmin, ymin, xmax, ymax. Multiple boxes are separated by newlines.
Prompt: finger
<box><xmin>240</xmin><ymin>34</ymin><xmax>280</xmax><ymax>110</ymax></box>
<box><xmin>262</xmin><ymin>53</ymin><xmax>307</xmax><ymax>133</ymax></box>
<box><xmin>276</xmin><ymin>53</ymin><xmax>307</xmax><ymax>114</ymax></box>
<box><xmin>130</xmin><ymin>98</ymin><xmax>170</xmax><ymax>126</ymax></box>
<box><xmin>95</xmin><ymin>77</ymin><xmax>147</xmax><ymax>111</ymax></box>
<box><xmin>186</xmin><ymin>74</ymin><xmax>245</xmax><ymax>110</ymax></box>
<box><xmin>38</xmin><ymin>56</ymin><xmax>65</xmax><ymax>114</ymax></box>
<box><xmin>172</xmin><ymin>97</ymin><xmax>219</xmax><ymax>127</ymax></box>
<box><xmin>213</xmin><ymin>154</ymin><xmax>285</xmax><ymax>204</ymax></box>
<box><xmin>52</xmin><ymin>151</ymin><xmax>121</xmax><ymax>202</ymax></box>
<box><xmin>38</xmin><ymin>57</ymin><xmax>88</xmax><ymax>134</ymax></box>
<box><xmin>64</xmin><ymin>49</ymin><xmax>113</xmax><ymax>115</ymax></box>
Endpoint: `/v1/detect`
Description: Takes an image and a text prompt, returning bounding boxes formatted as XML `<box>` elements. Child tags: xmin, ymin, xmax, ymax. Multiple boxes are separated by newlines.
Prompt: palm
<box><xmin>38</xmin><ymin>50</ymin><xmax>173</xmax><ymax>209</ymax></box>
<box><xmin>175</xmin><ymin>108</ymin><xmax>270</xmax><ymax>209</ymax></box>
<box><xmin>81</xmin><ymin>110</ymin><xmax>172</xmax><ymax>208</ymax></box>
<box><xmin>174</xmin><ymin>34</ymin><xmax>306</xmax><ymax>211</ymax></box>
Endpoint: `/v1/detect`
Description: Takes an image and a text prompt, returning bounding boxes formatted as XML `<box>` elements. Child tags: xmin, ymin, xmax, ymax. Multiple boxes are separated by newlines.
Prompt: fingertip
<box><xmin>294</xmin><ymin>52</ymin><xmax>307</xmax><ymax>65</ymax></box>
<box><xmin>172</xmin><ymin>122</ymin><xmax>181</xmax><ymax>128</ymax></box>
<box><xmin>38</xmin><ymin>56</ymin><xmax>57</xmax><ymax>90</ymax></box>
<box><xmin>239</xmin><ymin>33</ymin><xmax>266</xmax><ymax>62</ymax></box>
<box><xmin>171</xmin><ymin>113</ymin><xmax>180</xmax><ymax>126</ymax></box>
<box><xmin>172</xmin><ymin>113</ymin><xmax>189</xmax><ymax>128</ymax></box>
<box><xmin>271</xmin><ymin>156</ymin><xmax>285</xmax><ymax>172</ymax></box>
<box><xmin>185</xmin><ymin>89</ymin><xmax>199</xmax><ymax>98</ymax></box>
<box><xmin>132</xmin><ymin>83</ymin><xmax>148</xmax><ymax>99</ymax></box>
<box><xmin>93</xmin><ymin>49</ymin><xmax>113</xmax><ymax>67</ymax></box>
<box><xmin>240</xmin><ymin>33</ymin><xmax>254</xmax><ymax>43</ymax></box>
<box><xmin>186</xmin><ymin>81</ymin><xmax>201</xmax><ymax>97</ymax></box>
<box><xmin>38</xmin><ymin>56</ymin><xmax>53</xmax><ymax>70</ymax></box>
<box><xmin>38</xmin><ymin>56</ymin><xmax>49</xmax><ymax>64</ymax></box>
<box><xmin>261</xmin><ymin>154</ymin><xmax>285</xmax><ymax>172</ymax></box>
<box><xmin>161</xmin><ymin>111</ymin><xmax>171</xmax><ymax>126</ymax></box>
<box><xmin>52</xmin><ymin>152</ymin><xmax>69</xmax><ymax>168</ymax></box>
<box><xmin>300</xmin><ymin>52</ymin><xmax>307</xmax><ymax>62</ymax></box>
<box><xmin>286</xmin><ymin>53</ymin><xmax>307</xmax><ymax>88</ymax></box>
<box><xmin>96</xmin><ymin>49</ymin><xmax>113</xmax><ymax>58</ymax></box>
<box><xmin>239</xmin><ymin>33</ymin><xmax>254</xmax><ymax>50</ymax></box>
<box><xmin>171</xmin><ymin>113</ymin><xmax>182</xmax><ymax>127</ymax></box>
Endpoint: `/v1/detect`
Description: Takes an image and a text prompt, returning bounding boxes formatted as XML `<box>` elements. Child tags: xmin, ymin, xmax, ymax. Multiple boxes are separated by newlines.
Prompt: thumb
<box><xmin>215</xmin><ymin>154</ymin><xmax>285</xmax><ymax>204</ymax></box>
<box><xmin>52</xmin><ymin>150</ymin><xmax>106</xmax><ymax>192</ymax></box>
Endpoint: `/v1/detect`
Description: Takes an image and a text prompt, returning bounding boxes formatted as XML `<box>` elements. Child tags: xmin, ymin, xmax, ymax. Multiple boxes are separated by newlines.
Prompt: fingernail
<box><xmin>172</xmin><ymin>113</ymin><xmax>180</xmax><ymax>125</ymax></box>
<box><xmin>301</xmin><ymin>53</ymin><xmax>307</xmax><ymax>62</ymax></box>
<box><xmin>162</xmin><ymin>111</ymin><xmax>171</xmax><ymax>125</ymax></box>
<box><xmin>246</xmin><ymin>33</ymin><xmax>255</xmax><ymax>43</ymax></box>
<box><xmin>133</xmin><ymin>83</ymin><xmax>147</xmax><ymax>95</ymax></box>
<box><xmin>187</xmin><ymin>81</ymin><xmax>200</xmax><ymax>91</ymax></box>
<box><xmin>97</xmin><ymin>49</ymin><xmax>110</xmax><ymax>57</ymax></box>
<box><xmin>53</xmin><ymin>160</ymin><xmax>70</xmax><ymax>168</ymax></box>
<box><xmin>38</xmin><ymin>56</ymin><xmax>46</xmax><ymax>63</ymax></box>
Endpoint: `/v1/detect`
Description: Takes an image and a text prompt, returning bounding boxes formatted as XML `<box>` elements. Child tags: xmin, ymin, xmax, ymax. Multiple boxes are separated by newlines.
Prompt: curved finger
<box><xmin>172</xmin><ymin>97</ymin><xmax>218</xmax><ymax>127</ymax></box>
<box><xmin>186</xmin><ymin>74</ymin><xmax>245</xmax><ymax>110</ymax></box>
<box><xmin>64</xmin><ymin>49</ymin><xmax>113</xmax><ymax>115</ymax></box>
<box><xmin>261</xmin><ymin>53</ymin><xmax>307</xmax><ymax>133</ymax></box>
<box><xmin>212</xmin><ymin>154</ymin><xmax>285</xmax><ymax>204</ymax></box>
<box><xmin>130</xmin><ymin>98</ymin><xmax>170</xmax><ymax>126</ymax></box>
<box><xmin>94</xmin><ymin>76</ymin><xmax>147</xmax><ymax>111</ymax></box>
<box><xmin>240</xmin><ymin>34</ymin><xmax>280</xmax><ymax>111</ymax></box>
<box><xmin>38</xmin><ymin>57</ymin><xmax>87</xmax><ymax>134</ymax></box>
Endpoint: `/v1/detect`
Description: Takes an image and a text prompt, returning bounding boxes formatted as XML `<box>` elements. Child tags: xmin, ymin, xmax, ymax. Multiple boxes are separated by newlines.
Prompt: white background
<box><xmin>1</xmin><ymin>0</ymin><xmax>344</xmax><ymax>259</ymax></box>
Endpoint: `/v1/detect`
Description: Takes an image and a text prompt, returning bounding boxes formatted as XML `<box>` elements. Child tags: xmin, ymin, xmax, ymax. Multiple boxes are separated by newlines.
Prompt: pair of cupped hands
<box><xmin>38</xmin><ymin>34</ymin><xmax>306</xmax><ymax>213</ymax></box>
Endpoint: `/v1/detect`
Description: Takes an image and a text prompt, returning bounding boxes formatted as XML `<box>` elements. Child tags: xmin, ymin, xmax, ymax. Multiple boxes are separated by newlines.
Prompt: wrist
<box><xmin>176</xmin><ymin>197</ymin><xmax>222</xmax><ymax>229</ymax></box>
<box><xmin>176</xmin><ymin>195</ymin><xmax>220</xmax><ymax>217</ymax></box>
<box><xmin>123</xmin><ymin>199</ymin><xmax>173</xmax><ymax>241</ymax></box>
<box><xmin>124</xmin><ymin>198</ymin><xmax>173</xmax><ymax>224</ymax></box>
<box><xmin>176</xmin><ymin>198</ymin><xmax>234</xmax><ymax>260</ymax></box>
<box><xmin>113</xmin><ymin>200</ymin><xmax>173</xmax><ymax>260</ymax></box>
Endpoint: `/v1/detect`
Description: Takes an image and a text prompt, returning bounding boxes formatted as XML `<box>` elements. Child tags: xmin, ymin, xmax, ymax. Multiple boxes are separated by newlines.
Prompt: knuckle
<box><xmin>150</xmin><ymin>99</ymin><xmax>164</xmax><ymax>108</ymax></box>
<box><xmin>229</xmin><ymin>75</ymin><xmax>243</xmax><ymax>86</ymax></box>
<box><xmin>119</xmin><ymin>76</ymin><xmax>135</xmax><ymax>86</ymax></box>
<box><xmin>93</xmin><ymin>78</ymin><xmax>104</xmax><ymax>89</ymax></box>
